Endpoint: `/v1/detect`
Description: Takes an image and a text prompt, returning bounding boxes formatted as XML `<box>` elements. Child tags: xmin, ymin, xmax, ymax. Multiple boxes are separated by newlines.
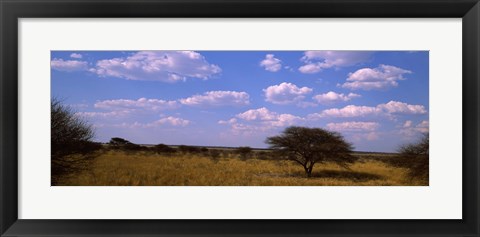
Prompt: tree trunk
<box><xmin>303</xmin><ymin>166</ymin><xmax>311</xmax><ymax>177</ymax></box>
<box><xmin>306</xmin><ymin>163</ymin><xmax>315</xmax><ymax>178</ymax></box>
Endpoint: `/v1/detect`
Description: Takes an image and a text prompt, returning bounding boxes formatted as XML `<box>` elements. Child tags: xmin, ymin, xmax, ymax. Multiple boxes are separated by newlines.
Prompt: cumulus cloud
<box><xmin>76</xmin><ymin>110</ymin><xmax>131</xmax><ymax>119</ymax></box>
<box><xmin>400</xmin><ymin>120</ymin><xmax>429</xmax><ymax>137</ymax></box>
<box><xmin>70</xmin><ymin>53</ymin><xmax>83</xmax><ymax>59</ymax></box>
<box><xmin>260</xmin><ymin>54</ymin><xmax>282</xmax><ymax>72</ymax></box>
<box><xmin>341</xmin><ymin>64</ymin><xmax>412</xmax><ymax>90</ymax></box>
<box><xmin>403</xmin><ymin>120</ymin><xmax>413</xmax><ymax>128</ymax></box>
<box><xmin>180</xmin><ymin>91</ymin><xmax>250</xmax><ymax>107</ymax></box>
<box><xmin>94</xmin><ymin>98</ymin><xmax>180</xmax><ymax>112</ymax></box>
<box><xmin>51</xmin><ymin>58</ymin><xmax>88</xmax><ymax>72</ymax></box>
<box><xmin>299</xmin><ymin>51</ymin><xmax>372</xmax><ymax>74</ymax></box>
<box><xmin>326</xmin><ymin>121</ymin><xmax>380</xmax><ymax>132</ymax></box>
<box><xmin>236</xmin><ymin>108</ymin><xmax>302</xmax><ymax>126</ymax></box>
<box><xmin>146</xmin><ymin>116</ymin><xmax>190</xmax><ymax>127</ymax></box>
<box><xmin>263</xmin><ymin>82</ymin><xmax>313</xmax><ymax>105</ymax></box>
<box><xmin>313</xmin><ymin>91</ymin><xmax>361</xmax><ymax>104</ymax></box>
<box><xmin>327</xmin><ymin>121</ymin><xmax>381</xmax><ymax>141</ymax></box>
<box><xmin>312</xmin><ymin>105</ymin><xmax>381</xmax><ymax>118</ymax></box>
<box><xmin>218</xmin><ymin>118</ymin><xmax>238</xmax><ymax>125</ymax></box>
<box><xmin>377</xmin><ymin>101</ymin><xmax>426</xmax><ymax>114</ymax></box>
<box><xmin>236</xmin><ymin>107</ymin><xmax>278</xmax><ymax>121</ymax></box>
<box><xmin>92</xmin><ymin>51</ymin><xmax>221</xmax><ymax>82</ymax></box>
<box><xmin>309</xmin><ymin>101</ymin><xmax>427</xmax><ymax>118</ymax></box>
<box><xmin>416</xmin><ymin>120</ymin><xmax>429</xmax><ymax>133</ymax></box>
<box><xmin>352</xmin><ymin>132</ymin><xmax>380</xmax><ymax>141</ymax></box>
<box><xmin>219</xmin><ymin>107</ymin><xmax>303</xmax><ymax>134</ymax></box>
<box><xmin>108</xmin><ymin>116</ymin><xmax>190</xmax><ymax>129</ymax></box>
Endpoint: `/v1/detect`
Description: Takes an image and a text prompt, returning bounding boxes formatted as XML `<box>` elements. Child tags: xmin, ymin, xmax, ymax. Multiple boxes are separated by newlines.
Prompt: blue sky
<box><xmin>51</xmin><ymin>51</ymin><xmax>429</xmax><ymax>152</ymax></box>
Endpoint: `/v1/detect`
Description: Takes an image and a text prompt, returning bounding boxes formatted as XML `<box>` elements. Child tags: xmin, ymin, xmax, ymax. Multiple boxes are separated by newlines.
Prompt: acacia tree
<box><xmin>51</xmin><ymin>98</ymin><xmax>99</xmax><ymax>182</ymax></box>
<box><xmin>390</xmin><ymin>134</ymin><xmax>429</xmax><ymax>183</ymax></box>
<box><xmin>266</xmin><ymin>126</ymin><xmax>356</xmax><ymax>177</ymax></box>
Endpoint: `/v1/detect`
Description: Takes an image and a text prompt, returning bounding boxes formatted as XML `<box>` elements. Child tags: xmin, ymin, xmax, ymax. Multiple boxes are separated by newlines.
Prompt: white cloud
<box><xmin>312</xmin><ymin>105</ymin><xmax>381</xmax><ymax>118</ymax></box>
<box><xmin>263</xmin><ymin>82</ymin><xmax>313</xmax><ymax>104</ymax></box>
<box><xmin>260</xmin><ymin>54</ymin><xmax>282</xmax><ymax>72</ymax></box>
<box><xmin>326</xmin><ymin>121</ymin><xmax>380</xmax><ymax>132</ymax></box>
<box><xmin>220</xmin><ymin>107</ymin><xmax>303</xmax><ymax>134</ymax></box>
<box><xmin>403</xmin><ymin>120</ymin><xmax>413</xmax><ymax>128</ymax></box>
<box><xmin>70</xmin><ymin>53</ymin><xmax>83</xmax><ymax>59</ymax></box>
<box><xmin>147</xmin><ymin>116</ymin><xmax>190</xmax><ymax>127</ymax></box>
<box><xmin>377</xmin><ymin>101</ymin><xmax>426</xmax><ymax>114</ymax></box>
<box><xmin>76</xmin><ymin>110</ymin><xmax>131</xmax><ymax>119</ymax></box>
<box><xmin>51</xmin><ymin>58</ymin><xmax>88</xmax><ymax>72</ymax></box>
<box><xmin>352</xmin><ymin>132</ymin><xmax>380</xmax><ymax>141</ymax></box>
<box><xmin>94</xmin><ymin>98</ymin><xmax>179</xmax><ymax>112</ymax></box>
<box><xmin>415</xmin><ymin>120</ymin><xmax>429</xmax><ymax>133</ymax></box>
<box><xmin>236</xmin><ymin>108</ymin><xmax>302</xmax><ymax>126</ymax></box>
<box><xmin>92</xmin><ymin>51</ymin><xmax>221</xmax><ymax>82</ymax></box>
<box><xmin>399</xmin><ymin>120</ymin><xmax>429</xmax><ymax>137</ymax></box>
<box><xmin>309</xmin><ymin>101</ymin><xmax>426</xmax><ymax>118</ymax></box>
<box><xmin>299</xmin><ymin>51</ymin><xmax>372</xmax><ymax>74</ymax></box>
<box><xmin>218</xmin><ymin>118</ymin><xmax>238</xmax><ymax>125</ymax></box>
<box><xmin>313</xmin><ymin>91</ymin><xmax>360</xmax><ymax>104</ymax></box>
<box><xmin>236</xmin><ymin>107</ymin><xmax>277</xmax><ymax>121</ymax></box>
<box><xmin>179</xmin><ymin>91</ymin><xmax>250</xmax><ymax>107</ymax></box>
<box><xmin>108</xmin><ymin>116</ymin><xmax>190</xmax><ymax>129</ymax></box>
<box><xmin>341</xmin><ymin>64</ymin><xmax>412</xmax><ymax>90</ymax></box>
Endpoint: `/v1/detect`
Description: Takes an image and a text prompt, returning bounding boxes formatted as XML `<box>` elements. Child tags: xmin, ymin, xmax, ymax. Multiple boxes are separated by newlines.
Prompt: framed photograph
<box><xmin>1</xmin><ymin>0</ymin><xmax>479</xmax><ymax>236</ymax></box>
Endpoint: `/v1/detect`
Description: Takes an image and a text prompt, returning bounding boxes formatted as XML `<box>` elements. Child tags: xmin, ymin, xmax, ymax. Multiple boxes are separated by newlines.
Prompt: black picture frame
<box><xmin>1</xmin><ymin>0</ymin><xmax>479</xmax><ymax>236</ymax></box>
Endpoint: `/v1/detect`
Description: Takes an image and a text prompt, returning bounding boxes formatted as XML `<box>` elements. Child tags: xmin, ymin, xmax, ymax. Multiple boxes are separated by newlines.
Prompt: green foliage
<box><xmin>51</xmin><ymin>98</ymin><xmax>100</xmax><ymax>183</ymax></box>
<box><xmin>266</xmin><ymin>126</ymin><xmax>356</xmax><ymax>177</ymax></box>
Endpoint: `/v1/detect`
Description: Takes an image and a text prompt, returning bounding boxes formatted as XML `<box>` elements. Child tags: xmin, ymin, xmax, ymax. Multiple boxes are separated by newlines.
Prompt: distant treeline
<box><xmin>106</xmin><ymin>137</ymin><xmax>271</xmax><ymax>160</ymax></box>
<box><xmin>105</xmin><ymin>138</ymin><xmax>399</xmax><ymax>154</ymax></box>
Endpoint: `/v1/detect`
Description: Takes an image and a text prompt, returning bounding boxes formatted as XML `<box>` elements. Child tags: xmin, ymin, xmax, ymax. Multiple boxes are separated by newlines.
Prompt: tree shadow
<box><xmin>311</xmin><ymin>170</ymin><xmax>383</xmax><ymax>181</ymax></box>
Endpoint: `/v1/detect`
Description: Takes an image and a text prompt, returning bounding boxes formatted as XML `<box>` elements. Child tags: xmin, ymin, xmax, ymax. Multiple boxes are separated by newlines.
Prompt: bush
<box><xmin>108</xmin><ymin>137</ymin><xmax>146</xmax><ymax>151</ymax></box>
<box><xmin>209</xmin><ymin>149</ymin><xmax>222</xmax><ymax>162</ymax></box>
<box><xmin>178</xmin><ymin>145</ymin><xmax>201</xmax><ymax>153</ymax></box>
<box><xmin>256</xmin><ymin>151</ymin><xmax>273</xmax><ymax>160</ymax></box>
<box><xmin>389</xmin><ymin>134</ymin><xmax>429</xmax><ymax>183</ymax></box>
<box><xmin>236</xmin><ymin>146</ymin><xmax>253</xmax><ymax>160</ymax></box>
<box><xmin>153</xmin><ymin>144</ymin><xmax>176</xmax><ymax>153</ymax></box>
<box><xmin>51</xmin><ymin>98</ymin><xmax>100</xmax><ymax>183</ymax></box>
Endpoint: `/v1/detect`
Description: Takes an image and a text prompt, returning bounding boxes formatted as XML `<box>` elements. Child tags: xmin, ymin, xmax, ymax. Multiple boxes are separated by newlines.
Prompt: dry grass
<box><xmin>56</xmin><ymin>150</ymin><xmax>425</xmax><ymax>186</ymax></box>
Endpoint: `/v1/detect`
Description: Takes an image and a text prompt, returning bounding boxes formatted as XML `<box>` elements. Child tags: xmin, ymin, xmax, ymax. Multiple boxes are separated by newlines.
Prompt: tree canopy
<box><xmin>390</xmin><ymin>133</ymin><xmax>429</xmax><ymax>183</ymax></box>
<box><xmin>266</xmin><ymin>126</ymin><xmax>356</xmax><ymax>177</ymax></box>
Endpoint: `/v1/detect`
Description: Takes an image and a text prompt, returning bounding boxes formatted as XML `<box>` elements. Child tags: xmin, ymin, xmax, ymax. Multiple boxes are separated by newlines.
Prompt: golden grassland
<box><xmin>56</xmin><ymin>150</ymin><xmax>426</xmax><ymax>186</ymax></box>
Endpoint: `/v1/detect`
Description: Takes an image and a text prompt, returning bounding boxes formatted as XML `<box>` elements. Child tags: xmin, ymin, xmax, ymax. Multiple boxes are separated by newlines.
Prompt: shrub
<box><xmin>51</xmin><ymin>98</ymin><xmax>100</xmax><ymax>183</ymax></box>
<box><xmin>389</xmin><ymin>134</ymin><xmax>429</xmax><ymax>183</ymax></box>
<box><xmin>153</xmin><ymin>144</ymin><xmax>176</xmax><ymax>153</ymax></box>
<box><xmin>236</xmin><ymin>146</ymin><xmax>253</xmax><ymax>160</ymax></box>
<box><xmin>178</xmin><ymin>145</ymin><xmax>201</xmax><ymax>153</ymax></box>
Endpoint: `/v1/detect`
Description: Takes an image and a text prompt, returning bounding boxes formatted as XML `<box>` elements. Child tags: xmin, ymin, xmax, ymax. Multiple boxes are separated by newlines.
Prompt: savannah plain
<box><xmin>52</xmin><ymin>100</ymin><xmax>428</xmax><ymax>186</ymax></box>
<box><xmin>55</xmin><ymin>145</ymin><xmax>425</xmax><ymax>186</ymax></box>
